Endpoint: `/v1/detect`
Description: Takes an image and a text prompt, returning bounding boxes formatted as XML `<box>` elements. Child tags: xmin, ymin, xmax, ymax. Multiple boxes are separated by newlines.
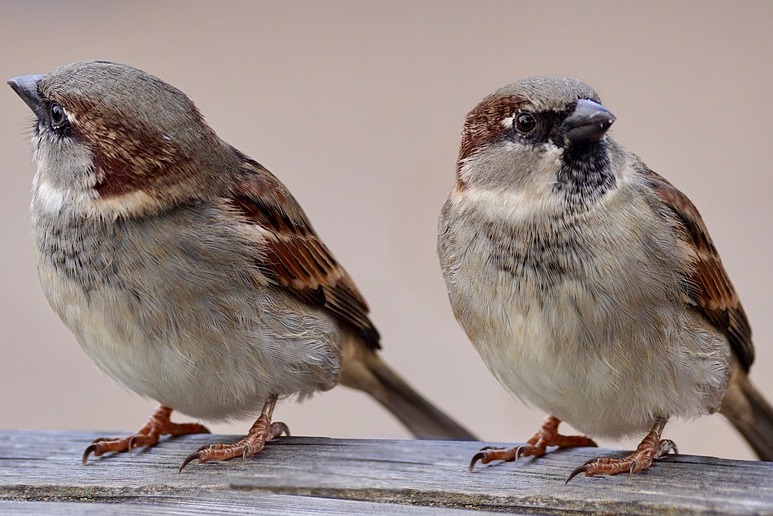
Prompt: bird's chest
<box><xmin>446</xmin><ymin>211</ymin><xmax>599</xmax><ymax>342</ymax></box>
<box><xmin>32</xmin><ymin>210</ymin><xmax>154</xmax><ymax>372</ymax></box>
<box><xmin>442</xmin><ymin>206</ymin><xmax>653</xmax><ymax>394</ymax></box>
<box><xmin>31</xmin><ymin>205</ymin><xmax>344</xmax><ymax>419</ymax></box>
<box><xmin>31</xmin><ymin>202</ymin><xmax>244</xmax><ymax>340</ymax></box>
<box><xmin>30</xmin><ymin>202</ymin><xmax>234</xmax><ymax>382</ymax></box>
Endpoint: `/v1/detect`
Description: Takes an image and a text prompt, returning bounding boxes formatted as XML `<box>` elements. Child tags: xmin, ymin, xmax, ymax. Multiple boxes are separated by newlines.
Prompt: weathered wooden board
<box><xmin>0</xmin><ymin>430</ymin><xmax>771</xmax><ymax>514</ymax></box>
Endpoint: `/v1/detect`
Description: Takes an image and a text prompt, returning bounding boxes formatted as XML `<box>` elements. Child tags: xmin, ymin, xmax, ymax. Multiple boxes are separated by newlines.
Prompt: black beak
<box><xmin>561</xmin><ymin>99</ymin><xmax>615</xmax><ymax>146</ymax></box>
<box><xmin>7</xmin><ymin>74</ymin><xmax>48</xmax><ymax>120</ymax></box>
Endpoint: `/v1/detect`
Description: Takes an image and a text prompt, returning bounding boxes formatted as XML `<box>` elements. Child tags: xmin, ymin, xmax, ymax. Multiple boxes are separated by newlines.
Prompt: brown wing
<box><xmin>227</xmin><ymin>150</ymin><xmax>380</xmax><ymax>349</ymax></box>
<box><xmin>639</xmin><ymin>166</ymin><xmax>753</xmax><ymax>371</ymax></box>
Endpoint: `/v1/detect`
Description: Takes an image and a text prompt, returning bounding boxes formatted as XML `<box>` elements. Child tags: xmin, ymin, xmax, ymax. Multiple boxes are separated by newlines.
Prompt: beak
<box><xmin>7</xmin><ymin>74</ymin><xmax>48</xmax><ymax>120</ymax></box>
<box><xmin>561</xmin><ymin>99</ymin><xmax>616</xmax><ymax>146</ymax></box>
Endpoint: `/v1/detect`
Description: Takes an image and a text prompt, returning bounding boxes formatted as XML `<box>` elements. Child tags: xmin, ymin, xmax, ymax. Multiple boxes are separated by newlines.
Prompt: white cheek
<box><xmin>455</xmin><ymin>142</ymin><xmax>564</xmax><ymax>223</ymax></box>
<box><xmin>453</xmin><ymin>186</ymin><xmax>547</xmax><ymax>222</ymax></box>
<box><xmin>31</xmin><ymin>176</ymin><xmax>63</xmax><ymax>214</ymax></box>
<box><xmin>32</xmin><ymin>175</ymin><xmax>158</xmax><ymax>220</ymax></box>
<box><xmin>32</xmin><ymin>175</ymin><xmax>91</xmax><ymax>215</ymax></box>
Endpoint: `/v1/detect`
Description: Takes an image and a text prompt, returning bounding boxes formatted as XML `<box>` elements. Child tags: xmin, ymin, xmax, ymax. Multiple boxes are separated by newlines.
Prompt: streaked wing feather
<box><xmin>640</xmin><ymin>166</ymin><xmax>753</xmax><ymax>370</ymax></box>
<box><xmin>228</xmin><ymin>152</ymin><xmax>380</xmax><ymax>349</ymax></box>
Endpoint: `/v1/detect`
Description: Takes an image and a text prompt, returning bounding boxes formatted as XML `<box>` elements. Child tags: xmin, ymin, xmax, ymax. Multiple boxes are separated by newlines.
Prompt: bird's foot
<box><xmin>83</xmin><ymin>405</ymin><xmax>209</xmax><ymax>464</ymax></box>
<box><xmin>565</xmin><ymin>422</ymin><xmax>676</xmax><ymax>483</ymax></box>
<box><xmin>178</xmin><ymin>415</ymin><xmax>288</xmax><ymax>471</ymax></box>
<box><xmin>178</xmin><ymin>395</ymin><xmax>288</xmax><ymax>471</ymax></box>
<box><xmin>470</xmin><ymin>416</ymin><xmax>596</xmax><ymax>471</ymax></box>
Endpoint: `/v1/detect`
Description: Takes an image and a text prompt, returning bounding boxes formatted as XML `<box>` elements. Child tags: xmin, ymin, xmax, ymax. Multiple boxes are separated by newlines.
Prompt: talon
<box><xmin>658</xmin><ymin>439</ymin><xmax>677</xmax><ymax>457</ymax></box>
<box><xmin>565</xmin><ymin>464</ymin><xmax>588</xmax><ymax>484</ymax></box>
<box><xmin>81</xmin><ymin>405</ymin><xmax>208</xmax><ymax>465</ymax></box>
<box><xmin>563</xmin><ymin>420</ymin><xmax>675</xmax><ymax>479</ymax></box>
<box><xmin>469</xmin><ymin>452</ymin><xmax>485</xmax><ymax>472</ymax></box>
<box><xmin>177</xmin><ymin>395</ymin><xmax>284</xmax><ymax>470</ymax></box>
<box><xmin>274</xmin><ymin>422</ymin><xmax>291</xmax><ymax>437</ymax></box>
<box><xmin>178</xmin><ymin>451</ymin><xmax>202</xmax><ymax>473</ymax></box>
<box><xmin>472</xmin><ymin>416</ymin><xmax>597</xmax><ymax>476</ymax></box>
<box><xmin>127</xmin><ymin>435</ymin><xmax>138</xmax><ymax>454</ymax></box>
<box><xmin>82</xmin><ymin>444</ymin><xmax>98</xmax><ymax>465</ymax></box>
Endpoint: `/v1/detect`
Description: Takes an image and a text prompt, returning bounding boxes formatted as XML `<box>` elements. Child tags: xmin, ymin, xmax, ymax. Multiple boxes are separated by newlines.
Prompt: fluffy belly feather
<box><xmin>32</xmin><ymin>203</ymin><xmax>343</xmax><ymax>422</ymax></box>
<box><xmin>443</xmin><ymin>221</ymin><xmax>730</xmax><ymax>439</ymax></box>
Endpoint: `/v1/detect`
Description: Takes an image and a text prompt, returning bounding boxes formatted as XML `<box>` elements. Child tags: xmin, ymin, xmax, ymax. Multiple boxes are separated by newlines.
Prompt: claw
<box><xmin>469</xmin><ymin>452</ymin><xmax>485</xmax><ymax>472</ymax></box>
<box><xmin>565</xmin><ymin>464</ymin><xmax>589</xmax><ymax>484</ymax></box>
<box><xmin>274</xmin><ymin>422</ymin><xmax>291</xmax><ymax>437</ymax></box>
<box><xmin>81</xmin><ymin>405</ymin><xmax>208</xmax><ymax>465</ymax></box>
<box><xmin>563</xmin><ymin>420</ymin><xmax>676</xmax><ymax>481</ymax></box>
<box><xmin>177</xmin><ymin>395</ymin><xmax>286</xmax><ymax>472</ymax></box>
<box><xmin>178</xmin><ymin>451</ymin><xmax>201</xmax><ymax>473</ymax></box>
<box><xmin>658</xmin><ymin>439</ymin><xmax>677</xmax><ymax>457</ymax></box>
<box><xmin>82</xmin><ymin>444</ymin><xmax>98</xmax><ymax>465</ymax></box>
<box><xmin>470</xmin><ymin>416</ymin><xmax>597</xmax><ymax>476</ymax></box>
<box><xmin>127</xmin><ymin>435</ymin><xmax>138</xmax><ymax>454</ymax></box>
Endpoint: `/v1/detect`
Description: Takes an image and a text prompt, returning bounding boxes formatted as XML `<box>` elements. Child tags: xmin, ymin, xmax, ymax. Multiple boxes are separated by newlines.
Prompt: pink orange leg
<box><xmin>470</xmin><ymin>415</ymin><xmax>597</xmax><ymax>471</ymax></box>
<box><xmin>178</xmin><ymin>394</ymin><xmax>289</xmax><ymax>472</ymax></box>
<box><xmin>565</xmin><ymin>419</ymin><xmax>676</xmax><ymax>483</ymax></box>
<box><xmin>83</xmin><ymin>405</ymin><xmax>210</xmax><ymax>464</ymax></box>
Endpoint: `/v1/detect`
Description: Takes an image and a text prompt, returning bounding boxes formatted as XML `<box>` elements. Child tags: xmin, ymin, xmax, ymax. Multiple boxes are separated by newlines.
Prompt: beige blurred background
<box><xmin>1</xmin><ymin>1</ymin><xmax>771</xmax><ymax>462</ymax></box>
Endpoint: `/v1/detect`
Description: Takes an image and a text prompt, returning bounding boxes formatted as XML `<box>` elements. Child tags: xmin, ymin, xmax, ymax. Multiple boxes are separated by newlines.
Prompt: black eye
<box><xmin>514</xmin><ymin>112</ymin><xmax>537</xmax><ymax>134</ymax></box>
<box><xmin>50</xmin><ymin>103</ymin><xmax>68</xmax><ymax>128</ymax></box>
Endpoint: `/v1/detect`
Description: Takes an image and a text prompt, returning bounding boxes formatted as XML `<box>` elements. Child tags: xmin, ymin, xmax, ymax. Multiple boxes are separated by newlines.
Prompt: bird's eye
<box><xmin>514</xmin><ymin>112</ymin><xmax>537</xmax><ymax>134</ymax></box>
<box><xmin>50</xmin><ymin>103</ymin><xmax>68</xmax><ymax>129</ymax></box>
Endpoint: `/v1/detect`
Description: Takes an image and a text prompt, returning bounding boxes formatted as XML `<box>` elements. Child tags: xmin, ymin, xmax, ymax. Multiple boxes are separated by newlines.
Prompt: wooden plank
<box><xmin>1</xmin><ymin>430</ymin><xmax>771</xmax><ymax>514</ymax></box>
<box><xmin>0</xmin><ymin>493</ymin><xmax>470</xmax><ymax>515</ymax></box>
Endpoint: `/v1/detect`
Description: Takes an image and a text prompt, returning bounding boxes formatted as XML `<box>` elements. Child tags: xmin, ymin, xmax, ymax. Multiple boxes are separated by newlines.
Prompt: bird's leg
<box><xmin>178</xmin><ymin>394</ymin><xmax>289</xmax><ymax>472</ymax></box>
<box><xmin>83</xmin><ymin>405</ymin><xmax>210</xmax><ymax>464</ymax></box>
<box><xmin>565</xmin><ymin>419</ymin><xmax>676</xmax><ymax>483</ymax></box>
<box><xmin>470</xmin><ymin>415</ymin><xmax>596</xmax><ymax>471</ymax></box>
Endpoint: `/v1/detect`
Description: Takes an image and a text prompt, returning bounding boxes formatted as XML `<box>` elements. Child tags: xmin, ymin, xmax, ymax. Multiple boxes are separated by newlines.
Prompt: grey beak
<box><xmin>561</xmin><ymin>99</ymin><xmax>616</xmax><ymax>146</ymax></box>
<box><xmin>7</xmin><ymin>74</ymin><xmax>48</xmax><ymax>120</ymax></box>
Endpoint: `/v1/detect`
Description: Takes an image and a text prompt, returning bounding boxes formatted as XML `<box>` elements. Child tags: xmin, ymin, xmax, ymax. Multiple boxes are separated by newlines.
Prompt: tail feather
<box><xmin>721</xmin><ymin>370</ymin><xmax>773</xmax><ymax>461</ymax></box>
<box><xmin>340</xmin><ymin>338</ymin><xmax>477</xmax><ymax>440</ymax></box>
<box><xmin>366</xmin><ymin>356</ymin><xmax>477</xmax><ymax>440</ymax></box>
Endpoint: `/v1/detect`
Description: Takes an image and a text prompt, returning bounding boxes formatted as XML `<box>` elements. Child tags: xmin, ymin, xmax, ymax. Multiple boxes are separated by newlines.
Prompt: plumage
<box><xmin>9</xmin><ymin>60</ymin><xmax>476</xmax><ymax>469</ymax></box>
<box><xmin>438</xmin><ymin>76</ymin><xmax>773</xmax><ymax>480</ymax></box>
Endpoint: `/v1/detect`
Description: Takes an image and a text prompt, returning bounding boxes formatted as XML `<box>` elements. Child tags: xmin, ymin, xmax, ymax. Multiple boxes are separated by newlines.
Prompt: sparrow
<box><xmin>8</xmin><ymin>60</ymin><xmax>476</xmax><ymax>470</ymax></box>
<box><xmin>437</xmin><ymin>76</ymin><xmax>773</xmax><ymax>481</ymax></box>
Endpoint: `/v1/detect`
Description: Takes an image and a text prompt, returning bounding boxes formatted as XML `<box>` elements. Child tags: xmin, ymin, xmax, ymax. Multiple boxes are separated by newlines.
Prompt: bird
<box><xmin>436</xmin><ymin>76</ymin><xmax>773</xmax><ymax>481</ymax></box>
<box><xmin>8</xmin><ymin>60</ymin><xmax>476</xmax><ymax>471</ymax></box>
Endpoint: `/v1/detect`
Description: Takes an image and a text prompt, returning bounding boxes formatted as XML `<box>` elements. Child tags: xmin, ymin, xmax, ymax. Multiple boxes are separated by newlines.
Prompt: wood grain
<box><xmin>1</xmin><ymin>430</ymin><xmax>771</xmax><ymax>514</ymax></box>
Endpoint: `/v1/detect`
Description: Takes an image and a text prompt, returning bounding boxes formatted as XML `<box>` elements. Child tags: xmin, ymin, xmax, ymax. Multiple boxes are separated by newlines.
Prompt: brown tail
<box><xmin>340</xmin><ymin>338</ymin><xmax>477</xmax><ymax>440</ymax></box>
<box><xmin>720</xmin><ymin>369</ymin><xmax>773</xmax><ymax>461</ymax></box>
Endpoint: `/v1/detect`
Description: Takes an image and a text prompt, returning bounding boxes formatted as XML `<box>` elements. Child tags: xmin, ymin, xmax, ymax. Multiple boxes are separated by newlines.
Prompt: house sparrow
<box><xmin>437</xmin><ymin>76</ymin><xmax>773</xmax><ymax>481</ymax></box>
<box><xmin>8</xmin><ymin>60</ymin><xmax>476</xmax><ymax>470</ymax></box>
